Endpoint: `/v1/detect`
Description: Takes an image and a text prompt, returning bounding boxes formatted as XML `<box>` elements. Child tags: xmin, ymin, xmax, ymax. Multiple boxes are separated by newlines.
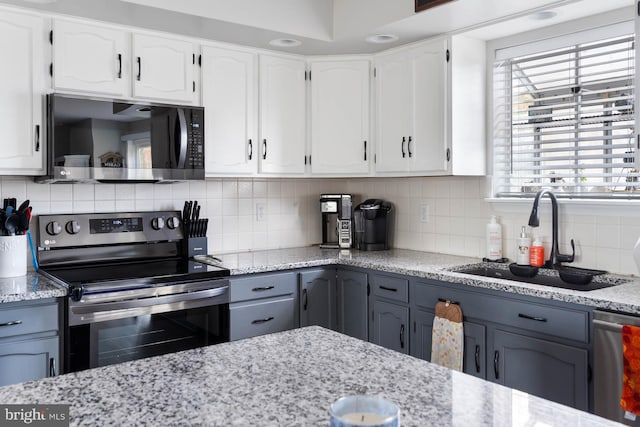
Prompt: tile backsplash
<box><xmin>7</xmin><ymin>175</ymin><xmax>639</xmax><ymax>276</ymax></box>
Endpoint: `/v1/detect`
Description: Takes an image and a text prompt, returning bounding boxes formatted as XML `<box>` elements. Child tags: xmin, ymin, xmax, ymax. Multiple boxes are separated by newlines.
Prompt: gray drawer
<box><xmin>412</xmin><ymin>281</ymin><xmax>589</xmax><ymax>343</ymax></box>
<box><xmin>0</xmin><ymin>301</ymin><xmax>59</xmax><ymax>340</ymax></box>
<box><xmin>230</xmin><ymin>272</ymin><xmax>297</xmax><ymax>303</ymax></box>
<box><xmin>370</xmin><ymin>273</ymin><xmax>409</xmax><ymax>303</ymax></box>
<box><xmin>230</xmin><ymin>297</ymin><xmax>296</xmax><ymax>341</ymax></box>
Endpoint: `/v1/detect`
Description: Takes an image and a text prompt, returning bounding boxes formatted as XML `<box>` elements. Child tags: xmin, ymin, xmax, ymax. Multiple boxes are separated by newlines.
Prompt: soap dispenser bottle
<box><xmin>516</xmin><ymin>226</ymin><xmax>531</xmax><ymax>265</ymax></box>
<box><xmin>486</xmin><ymin>216</ymin><xmax>503</xmax><ymax>261</ymax></box>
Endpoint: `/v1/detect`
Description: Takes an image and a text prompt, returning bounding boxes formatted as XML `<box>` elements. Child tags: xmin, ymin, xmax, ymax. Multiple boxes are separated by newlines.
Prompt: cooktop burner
<box><xmin>40</xmin><ymin>258</ymin><xmax>230</xmax><ymax>287</ymax></box>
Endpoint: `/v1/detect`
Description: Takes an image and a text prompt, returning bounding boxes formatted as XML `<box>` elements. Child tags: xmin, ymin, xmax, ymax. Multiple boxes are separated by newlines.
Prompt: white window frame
<box><xmin>485</xmin><ymin>17</ymin><xmax>640</xmax><ymax>216</ymax></box>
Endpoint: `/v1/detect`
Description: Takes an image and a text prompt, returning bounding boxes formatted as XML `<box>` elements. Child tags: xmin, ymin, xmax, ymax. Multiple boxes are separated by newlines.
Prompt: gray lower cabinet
<box><xmin>410</xmin><ymin>278</ymin><xmax>590</xmax><ymax>411</ymax></box>
<box><xmin>369</xmin><ymin>272</ymin><xmax>409</xmax><ymax>354</ymax></box>
<box><xmin>410</xmin><ymin>309</ymin><xmax>486</xmax><ymax>379</ymax></box>
<box><xmin>0</xmin><ymin>337</ymin><xmax>59</xmax><ymax>386</ymax></box>
<box><xmin>492</xmin><ymin>329</ymin><xmax>589</xmax><ymax>411</ymax></box>
<box><xmin>336</xmin><ymin>269</ymin><xmax>368</xmax><ymax>340</ymax></box>
<box><xmin>299</xmin><ymin>268</ymin><xmax>337</xmax><ymax>330</ymax></box>
<box><xmin>372</xmin><ymin>300</ymin><xmax>409</xmax><ymax>354</ymax></box>
<box><xmin>0</xmin><ymin>298</ymin><xmax>60</xmax><ymax>386</ymax></box>
<box><xmin>230</xmin><ymin>271</ymin><xmax>298</xmax><ymax>341</ymax></box>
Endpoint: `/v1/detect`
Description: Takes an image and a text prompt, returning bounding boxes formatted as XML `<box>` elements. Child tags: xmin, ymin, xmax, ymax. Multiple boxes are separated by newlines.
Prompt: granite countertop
<box><xmin>219</xmin><ymin>246</ymin><xmax>640</xmax><ymax>315</ymax></box>
<box><xmin>0</xmin><ymin>271</ymin><xmax>66</xmax><ymax>303</ymax></box>
<box><xmin>3</xmin><ymin>246</ymin><xmax>640</xmax><ymax>315</ymax></box>
<box><xmin>0</xmin><ymin>326</ymin><xmax>621</xmax><ymax>426</ymax></box>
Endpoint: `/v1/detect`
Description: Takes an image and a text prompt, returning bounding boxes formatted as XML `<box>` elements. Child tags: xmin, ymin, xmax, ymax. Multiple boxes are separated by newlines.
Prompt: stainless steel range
<box><xmin>37</xmin><ymin>210</ymin><xmax>229</xmax><ymax>374</ymax></box>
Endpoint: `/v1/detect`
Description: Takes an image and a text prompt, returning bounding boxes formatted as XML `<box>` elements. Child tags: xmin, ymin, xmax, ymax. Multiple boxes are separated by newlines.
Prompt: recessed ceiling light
<box><xmin>530</xmin><ymin>10</ymin><xmax>558</xmax><ymax>21</ymax></box>
<box><xmin>269</xmin><ymin>38</ymin><xmax>302</xmax><ymax>48</ymax></box>
<box><xmin>365</xmin><ymin>34</ymin><xmax>399</xmax><ymax>44</ymax></box>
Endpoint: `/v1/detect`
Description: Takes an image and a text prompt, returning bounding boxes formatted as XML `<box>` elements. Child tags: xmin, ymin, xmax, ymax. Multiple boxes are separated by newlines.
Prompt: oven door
<box><xmin>65</xmin><ymin>279</ymin><xmax>229</xmax><ymax>373</ymax></box>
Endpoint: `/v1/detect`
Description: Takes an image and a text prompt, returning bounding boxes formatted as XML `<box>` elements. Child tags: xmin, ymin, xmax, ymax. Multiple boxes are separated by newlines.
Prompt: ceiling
<box><xmin>1</xmin><ymin>0</ymin><xmax>634</xmax><ymax>55</ymax></box>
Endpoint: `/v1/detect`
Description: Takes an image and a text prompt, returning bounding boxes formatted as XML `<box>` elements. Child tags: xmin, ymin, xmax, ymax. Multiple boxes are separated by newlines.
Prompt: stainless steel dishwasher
<box><xmin>593</xmin><ymin>309</ymin><xmax>640</xmax><ymax>425</ymax></box>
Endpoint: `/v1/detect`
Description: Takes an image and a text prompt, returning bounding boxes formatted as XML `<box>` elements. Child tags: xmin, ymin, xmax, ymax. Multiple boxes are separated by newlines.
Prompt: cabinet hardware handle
<box><xmin>518</xmin><ymin>313</ymin><xmax>547</xmax><ymax>322</ymax></box>
<box><xmin>475</xmin><ymin>345</ymin><xmax>480</xmax><ymax>373</ymax></box>
<box><xmin>35</xmin><ymin>125</ymin><xmax>40</xmax><ymax>152</ymax></box>
<box><xmin>407</xmin><ymin>136</ymin><xmax>413</xmax><ymax>157</ymax></box>
<box><xmin>494</xmin><ymin>351</ymin><xmax>499</xmax><ymax>379</ymax></box>
<box><xmin>364</xmin><ymin>141</ymin><xmax>367</xmax><ymax>161</ymax></box>
<box><xmin>248</xmin><ymin>139</ymin><xmax>253</xmax><ymax>160</ymax></box>
<box><xmin>136</xmin><ymin>57</ymin><xmax>141</xmax><ymax>81</ymax></box>
<box><xmin>251</xmin><ymin>317</ymin><xmax>274</xmax><ymax>324</ymax></box>
<box><xmin>262</xmin><ymin>139</ymin><xmax>267</xmax><ymax>160</ymax></box>
<box><xmin>380</xmin><ymin>286</ymin><xmax>397</xmax><ymax>292</ymax></box>
<box><xmin>303</xmin><ymin>288</ymin><xmax>308</xmax><ymax>311</ymax></box>
<box><xmin>446</xmin><ymin>148</ymin><xmax>451</xmax><ymax>161</ymax></box>
<box><xmin>438</xmin><ymin>297</ymin><xmax>460</xmax><ymax>305</ymax></box>
<box><xmin>400</xmin><ymin>324</ymin><xmax>405</xmax><ymax>349</ymax></box>
<box><xmin>251</xmin><ymin>286</ymin><xmax>274</xmax><ymax>292</ymax></box>
<box><xmin>49</xmin><ymin>357</ymin><xmax>56</xmax><ymax>377</ymax></box>
<box><xmin>117</xmin><ymin>53</ymin><xmax>122</xmax><ymax>79</ymax></box>
<box><xmin>401</xmin><ymin>137</ymin><xmax>406</xmax><ymax>158</ymax></box>
<box><xmin>0</xmin><ymin>320</ymin><xmax>22</xmax><ymax>327</ymax></box>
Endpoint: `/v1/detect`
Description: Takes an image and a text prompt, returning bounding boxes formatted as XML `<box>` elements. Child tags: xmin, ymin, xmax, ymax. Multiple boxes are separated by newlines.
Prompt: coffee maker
<box><xmin>320</xmin><ymin>194</ymin><xmax>353</xmax><ymax>248</ymax></box>
<box><xmin>353</xmin><ymin>199</ymin><xmax>393</xmax><ymax>251</ymax></box>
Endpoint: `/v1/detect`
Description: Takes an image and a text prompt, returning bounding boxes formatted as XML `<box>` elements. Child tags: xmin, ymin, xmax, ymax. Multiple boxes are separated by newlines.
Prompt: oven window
<box><xmin>68</xmin><ymin>305</ymin><xmax>229</xmax><ymax>372</ymax></box>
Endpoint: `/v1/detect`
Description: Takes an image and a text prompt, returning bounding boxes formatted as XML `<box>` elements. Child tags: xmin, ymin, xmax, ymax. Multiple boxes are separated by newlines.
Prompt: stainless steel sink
<box><xmin>451</xmin><ymin>264</ymin><xmax>629</xmax><ymax>291</ymax></box>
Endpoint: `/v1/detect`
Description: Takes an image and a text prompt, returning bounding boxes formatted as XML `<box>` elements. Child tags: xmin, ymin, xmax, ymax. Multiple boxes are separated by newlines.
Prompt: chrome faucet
<box><xmin>527</xmin><ymin>189</ymin><xmax>575</xmax><ymax>268</ymax></box>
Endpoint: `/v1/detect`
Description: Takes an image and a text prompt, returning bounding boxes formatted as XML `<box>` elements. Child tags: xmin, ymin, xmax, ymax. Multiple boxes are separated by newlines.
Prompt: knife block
<box><xmin>182</xmin><ymin>237</ymin><xmax>207</xmax><ymax>258</ymax></box>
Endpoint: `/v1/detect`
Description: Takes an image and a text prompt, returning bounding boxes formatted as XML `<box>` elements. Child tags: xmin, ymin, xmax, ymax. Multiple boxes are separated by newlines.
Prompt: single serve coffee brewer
<box><xmin>320</xmin><ymin>194</ymin><xmax>353</xmax><ymax>248</ymax></box>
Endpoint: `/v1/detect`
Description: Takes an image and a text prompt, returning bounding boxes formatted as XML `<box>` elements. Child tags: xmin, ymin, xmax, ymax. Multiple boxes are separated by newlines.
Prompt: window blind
<box><xmin>493</xmin><ymin>32</ymin><xmax>637</xmax><ymax>199</ymax></box>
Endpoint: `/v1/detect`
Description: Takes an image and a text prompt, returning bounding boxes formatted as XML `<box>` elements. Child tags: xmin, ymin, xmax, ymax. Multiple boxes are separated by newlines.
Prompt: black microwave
<box><xmin>38</xmin><ymin>94</ymin><xmax>205</xmax><ymax>183</ymax></box>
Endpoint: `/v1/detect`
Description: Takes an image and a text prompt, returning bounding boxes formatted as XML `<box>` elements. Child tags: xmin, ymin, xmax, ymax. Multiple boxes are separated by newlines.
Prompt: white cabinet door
<box><xmin>258</xmin><ymin>54</ymin><xmax>306</xmax><ymax>175</ymax></box>
<box><xmin>374</xmin><ymin>51</ymin><xmax>411</xmax><ymax>173</ymax></box>
<box><xmin>410</xmin><ymin>39</ymin><xmax>448</xmax><ymax>174</ymax></box>
<box><xmin>0</xmin><ymin>11</ymin><xmax>46</xmax><ymax>174</ymax></box>
<box><xmin>52</xmin><ymin>19</ymin><xmax>129</xmax><ymax>97</ymax></box>
<box><xmin>310</xmin><ymin>59</ymin><xmax>370</xmax><ymax>175</ymax></box>
<box><xmin>201</xmin><ymin>45</ymin><xmax>257</xmax><ymax>175</ymax></box>
<box><xmin>132</xmin><ymin>33</ymin><xmax>196</xmax><ymax>103</ymax></box>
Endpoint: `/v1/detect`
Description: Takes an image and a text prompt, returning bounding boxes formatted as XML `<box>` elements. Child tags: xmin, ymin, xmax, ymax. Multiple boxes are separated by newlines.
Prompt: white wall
<box><xmin>11</xmin><ymin>175</ymin><xmax>639</xmax><ymax>276</ymax></box>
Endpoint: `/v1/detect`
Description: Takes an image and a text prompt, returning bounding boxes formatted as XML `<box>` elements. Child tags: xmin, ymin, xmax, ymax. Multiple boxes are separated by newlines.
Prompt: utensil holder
<box><xmin>182</xmin><ymin>237</ymin><xmax>207</xmax><ymax>258</ymax></box>
<box><xmin>0</xmin><ymin>235</ymin><xmax>26</xmax><ymax>278</ymax></box>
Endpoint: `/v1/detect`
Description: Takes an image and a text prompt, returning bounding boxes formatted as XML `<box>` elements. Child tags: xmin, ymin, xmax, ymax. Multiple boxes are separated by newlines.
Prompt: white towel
<box><xmin>431</xmin><ymin>301</ymin><xmax>464</xmax><ymax>371</ymax></box>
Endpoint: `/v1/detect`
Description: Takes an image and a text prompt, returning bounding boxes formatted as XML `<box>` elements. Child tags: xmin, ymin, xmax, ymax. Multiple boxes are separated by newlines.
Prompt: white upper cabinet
<box><xmin>52</xmin><ymin>18</ymin><xmax>197</xmax><ymax>104</ymax></box>
<box><xmin>132</xmin><ymin>33</ymin><xmax>196</xmax><ymax>104</ymax></box>
<box><xmin>374</xmin><ymin>35</ymin><xmax>485</xmax><ymax>176</ymax></box>
<box><xmin>201</xmin><ymin>45</ymin><xmax>257</xmax><ymax>175</ymax></box>
<box><xmin>258</xmin><ymin>54</ymin><xmax>306</xmax><ymax>175</ymax></box>
<box><xmin>0</xmin><ymin>10</ymin><xmax>47</xmax><ymax>174</ymax></box>
<box><xmin>374</xmin><ymin>50</ymin><xmax>412</xmax><ymax>173</ymax></box>
<box><xmin>309</xmin><ymin>58</ymin><xmax>370</xmax><ymax>175</ymax></box>
<box><xmin>52</xmin><ymin>19</ymin><xmax>129</xmax><ymax>97</ymax></box>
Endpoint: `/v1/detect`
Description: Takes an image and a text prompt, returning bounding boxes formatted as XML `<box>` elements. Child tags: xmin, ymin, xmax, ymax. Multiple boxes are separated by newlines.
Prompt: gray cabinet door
<box><xmin>411</xmin><ymin>309</ymin><xmax>486</xmax><ymax>378</ymax></box>
<box><xmin>0</xmin><ymin>337</ymin><xmax>59</xmax><ymax>386</ymax></box>
<box><xmin>492</xmin><ymin>329</ymin><xmax>588</xmax><ymax>411</ymax></box>
<box><xmin>372</xmin><ymin>300</ymin><xmax>409</xmax><ymax>354</ymax></box>
<box><xmin>336</xmin><ymin>269</ymin><xmax>368</xmax><ymax>340</ymax></box>
<box><xmin>300</xmin><ymin>268</ymin><xmax>337</xmax><ymax>330</ymax></box>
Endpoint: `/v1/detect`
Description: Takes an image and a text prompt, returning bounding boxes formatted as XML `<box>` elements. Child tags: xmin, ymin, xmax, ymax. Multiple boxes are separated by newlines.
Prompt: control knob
<box><xmin>46</xmin><ymin>221</ymin><xmax>62</xmax><ymax>236</ymax></box>
<box><xmin>166</xmin><ymin>216</ymin><xmax>180</xmax><ymax>230</ymax></box>
<box><xmin>151</xmin><ymin>217</ymin><xmax>165</xmax><ymax>230</ymax></box>
<box><xmin>65</xmin><ymin>220</ymin><xmax>81</xmax><ymax>234</ymax></box>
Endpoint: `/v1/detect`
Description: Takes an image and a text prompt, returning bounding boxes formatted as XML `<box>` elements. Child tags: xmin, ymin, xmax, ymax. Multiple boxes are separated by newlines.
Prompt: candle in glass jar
<box><xmin>329</xmin><ymin>395</ymin><xmax>399</xmax><ymax>427</ymax></box>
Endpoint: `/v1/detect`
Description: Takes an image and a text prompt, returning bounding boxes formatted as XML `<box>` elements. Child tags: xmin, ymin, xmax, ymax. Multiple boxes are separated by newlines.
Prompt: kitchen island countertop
<box><xmin>0</xmin><ymin>326</ymin><xmax>622</xmax><ymax>426</ymax></box>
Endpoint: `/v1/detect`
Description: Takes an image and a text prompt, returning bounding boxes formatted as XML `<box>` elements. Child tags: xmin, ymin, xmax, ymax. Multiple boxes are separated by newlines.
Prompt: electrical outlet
<box><xmin>256</xmin><ymin>203</ymin><xmax>266</xmax><ymax>222</ymax></box>
<box><xmin>420</xmin><ymin>204</ymin><xmax>429</xmax><ymax>223</ymax></box>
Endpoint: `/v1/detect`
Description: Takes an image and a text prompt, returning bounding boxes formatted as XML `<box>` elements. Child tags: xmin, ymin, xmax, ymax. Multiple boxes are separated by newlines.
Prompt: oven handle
<box><xmin>71</xmin><ymin>286</ymin><xmax>228</xmax><ymax>316</ymax></box>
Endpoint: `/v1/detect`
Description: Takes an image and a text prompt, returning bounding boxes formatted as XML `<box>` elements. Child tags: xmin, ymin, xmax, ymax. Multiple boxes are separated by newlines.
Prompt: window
<box><xmin>493</xmin><ymin>25</ymin><xmax>637</xmax><ymax>199</ymax></box>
